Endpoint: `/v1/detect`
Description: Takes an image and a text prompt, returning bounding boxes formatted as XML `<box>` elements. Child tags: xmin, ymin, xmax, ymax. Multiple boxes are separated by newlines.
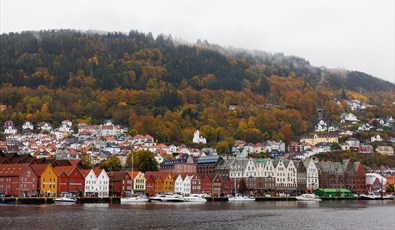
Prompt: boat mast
<box><xmin>132</xmin><ymin>154</ymin><xmax>134</xmax><ymax>195</ymax></box>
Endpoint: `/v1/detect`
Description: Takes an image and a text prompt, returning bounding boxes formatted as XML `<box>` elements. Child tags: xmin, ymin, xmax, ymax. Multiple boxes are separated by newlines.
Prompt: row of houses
<box><xmin>159</xmin><ymin>154</ymin><xmax>368</xmax><ymax>195</ymax></box>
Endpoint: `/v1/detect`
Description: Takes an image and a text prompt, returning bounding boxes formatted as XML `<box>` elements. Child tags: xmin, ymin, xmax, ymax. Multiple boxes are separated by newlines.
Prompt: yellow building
<box><xmin>146</xmin><ymin>172</ymin><xmax>175</xmax><ymax>194</ymax></box>
<box><xmin>31</xmin><ymin>164</ymin><xmax>58</xmax><ymax>197</ymax></box>
<box><xmin>128</xmin><ymin>171</ymin><xmax>146</xmax><ymax>194</ymax></box>
<box><xmin>300</xmin><ymin>133</ymin><xmax>339</xmax><ymax>145</ymax></box>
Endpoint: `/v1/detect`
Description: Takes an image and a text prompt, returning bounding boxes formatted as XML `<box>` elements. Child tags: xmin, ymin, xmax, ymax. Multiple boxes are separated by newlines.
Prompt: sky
<box><xmin>1</xmin><ymin>0</ymin><xmax>394</xmax><ymax>83</ymax></box>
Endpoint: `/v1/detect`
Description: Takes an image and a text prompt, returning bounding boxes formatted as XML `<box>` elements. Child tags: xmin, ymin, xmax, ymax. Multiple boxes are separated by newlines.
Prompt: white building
<box><xmin>174</xmin><ymin>174</ymin><xmax>192</xmax><ymax>195</ymax></box>
<box><xmin>95</xmin><ymin>169</ymin><xmax>109</xmax><ymax>197</ymax></box>
<box><xmin>371</xmin><ymin>135</ymin><xmax>383</xmax><ymax>142</ymax></box>
<box><xmin>192</xmin><ymin>130</ymin><xmax>207</xmax><ymax>144</ymax></box>
<box><xmin>22</xmin><ymin>121</ymin><xmax>34</xmax><ymax>132</ymax></box>
<box><xmin>304</xmin><ymin>158</ymin><xmax>319</xmax><ymax>191</ymax></box>
<box><xmin>83</xmin><ymin>170</ymin><xmax>97</xmax><ymax>197</ymax></box>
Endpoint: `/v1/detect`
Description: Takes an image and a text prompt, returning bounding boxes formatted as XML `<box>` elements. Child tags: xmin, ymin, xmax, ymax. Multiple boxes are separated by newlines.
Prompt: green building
<box><xmin>313</xmin><ymin>188</ymin><xmax>353</xmax><ymax>197</ymax></box>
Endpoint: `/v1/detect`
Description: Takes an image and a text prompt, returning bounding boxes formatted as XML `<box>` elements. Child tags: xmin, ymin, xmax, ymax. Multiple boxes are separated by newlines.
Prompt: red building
<box><xmin>107</xmin><ymin>171</ymin><xmax>132</xmax><ymax>196</ymax></box>
<box><xmin>220</xmin><ymin>176</ymin><xmax>231</xmax><ymax>195</ymax></box>
<box><xmin>201</xmin><ymin>174</ymin><xmax>212</xmax><ymax>195</ymax></box>
<box><xmin>55</xmin><ymin>166</ymin><xmax>84</xmax><ymax>196</ymax></box>
<box><xmin>190</xmin><ymin>174</ymin><xmax>202</xmax><ymax>194</ymax></box>
<box><xmin>212</xmin><ymin>175</ymin><xmax>222</xmax><ymax>196</ymax></box>
<box><xmin>0</xmin><ymin>163</ymin><xmax>38</xmax><ymax>197</ymax></box>
<box><xmin>145</xmin><ymin>174</ymin><xmax>156</xmax><ymax>196</ymax></box>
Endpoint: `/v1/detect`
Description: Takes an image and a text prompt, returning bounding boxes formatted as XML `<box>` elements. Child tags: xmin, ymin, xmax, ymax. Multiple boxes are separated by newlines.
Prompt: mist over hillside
<box><xmin>1</xmin><ymin>30</ymin><xmax>393</xmax><ymax>92</ymax></box>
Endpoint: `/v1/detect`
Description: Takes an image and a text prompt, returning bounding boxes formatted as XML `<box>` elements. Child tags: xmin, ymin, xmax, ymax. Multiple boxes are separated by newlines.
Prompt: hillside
<box><xmin>0</xmin><ymin>30</ymin><xmax>394</xmax><ymax>145</ymax></box>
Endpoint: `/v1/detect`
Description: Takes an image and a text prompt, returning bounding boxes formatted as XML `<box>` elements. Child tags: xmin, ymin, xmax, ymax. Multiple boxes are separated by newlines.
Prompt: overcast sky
<box><xmin>1</xmin><ymin>0</ymin><xmax>394</xmax><ymax>83</ymax></box>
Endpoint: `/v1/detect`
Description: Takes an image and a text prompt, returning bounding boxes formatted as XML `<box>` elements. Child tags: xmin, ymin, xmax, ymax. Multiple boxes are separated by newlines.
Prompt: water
<box><xmin>1</xmin><ymin>200</ymin><xmax>394</xmax><ymax>230</ymax></box>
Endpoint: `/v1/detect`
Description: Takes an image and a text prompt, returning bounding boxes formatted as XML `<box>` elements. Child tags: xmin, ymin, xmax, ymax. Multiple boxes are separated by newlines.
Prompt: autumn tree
<box><xmin>99</xmin><ymin>156</ymin><xmax>122</xmax><ymax>171</ymax></box>
<box><xmin>125</xmin><ymin>150</ymin><xmax>158</xmax><ymax>172</ymax></box>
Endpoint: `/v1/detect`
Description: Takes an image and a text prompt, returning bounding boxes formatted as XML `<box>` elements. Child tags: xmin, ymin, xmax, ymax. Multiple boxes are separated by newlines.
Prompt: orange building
<box><xmin>145</xmin><ymin>172</ymin><xmax>174</xmax><ymax>194</ymax></box>
<box><xmin>31</xmin><ymin>164</ymin><xmax>58</xmax><ymax>197</ymax></box>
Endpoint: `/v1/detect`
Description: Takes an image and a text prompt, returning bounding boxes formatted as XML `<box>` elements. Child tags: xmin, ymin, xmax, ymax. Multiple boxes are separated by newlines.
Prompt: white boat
<box><xmin>121</xmin><ymin>195</ymin><xmax>149</xmax><ymax>204</ymax></box>
<box><xmin>228</xmin><ymin>195</ymin><xmax>255</xmax><ymax>202</ymax></box>
<box><xmin>382</xmin><ymin>194</ymin><xmax>395</xmax><ymax>200</ymax></box>
<box><xmin>54</xmin><ymin>194</ymin><xmax>77</xmax><ymax>204</ymax></box>
<box><xmin>183</xmin><ymin>194</ymin><xmax>207</xmax><ymax>202</ymax></box>
<box><xmin>359</xmin><ymin>192</ymin><xmax>381</xmax><ymax>200</ymax></box>
<box><xmin>149</xmin><ymin>194</ymin><xmax>184</xmax><ymax>202</ymax></box>
<box><xmin>161</xmin><ymin>194</ymin><xmax>184</xmax><ymax>202</ymax></box>
<box><xmin>296</xmin><ymin>194</ymin><xmax>322</xmax><ymax>201</ymax></box>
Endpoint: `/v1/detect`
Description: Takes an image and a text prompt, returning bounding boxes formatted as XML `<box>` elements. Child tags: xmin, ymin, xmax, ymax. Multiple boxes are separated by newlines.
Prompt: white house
<box><xmin>22</xmin><ymin>121</ymin><xmax>34</xmax><ymax>132</ymax></box>
<box><xmin>82</xmin><ymin>170</ymin><xmax>97</xmax><ymax>197</ymax></box>
<box><xmin>304</xmin><ymin>158</ymin><xmax>319</xmax><ymax>191</ymax></box>
<box><xmin>58</xmin><ymin>120</ymin><xmax>73</xmax><ymax>133</ymax></box>
<box><xmin>95</xmin><ymin>169</ymin><xmax>109</xmax><ymax>197</ymax></box>
<box><xmin>174</xmin><ymin>174</ymin><xmax>192</xmax><ymax>195</ymax></box>
<box><xmin>4</xmin><ymin>125</ymin><xmax>17</xmax><ymax>135</ymax></box>
<box><xmin>371</xmin><ymin>134</ymin><xmax>383</xmax><ymax>142</ymax></box>
<box><xmin>192</xmin><ymin>130</ymin><xmax>207</xmax><ymax>144</ymax></box>
<box><xmin>40</xmin><ymin>122</ymin><xmax>52</xmax><ymax>132</ymax></box>
<box><xmin>243</xmin><ymin>158</ymin><xmax>258</xmax><ymax>178</ymax></box>
<box><xmin>341</xmin><ymin>113</ymin><xmax>359</xmax><ymax>122</ymax></box>
<box><xmin>315</xmin><ymin>120</ymin><xmax>328</xmax><ymax>132</ymax></box>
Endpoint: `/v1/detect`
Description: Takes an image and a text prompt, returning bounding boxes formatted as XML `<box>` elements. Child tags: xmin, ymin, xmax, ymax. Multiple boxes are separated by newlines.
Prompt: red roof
<box><xmin>80</xmin><ymin>169</ymin><xmax>92</xmax><ymax>177</ymax></box>
<box><xmin>54</xmin><ymin>166</ymin><xmax>75</xmax><ymax>176</ymax></box>
<box><xmin>93</xmin><ymin>169</ymin><xmax>104</xmax><ymax>177</ymax></box>
<box><xmin>31</xmin><ymin>164</ymin><xmax>50</xmax><ymax>177</ymax></box>
<box><xmin>0</xmin><ymin>164</ymin><xmax>30</xmax><ymax>177</ymax></box>
<box><xmin>145</xmin><ymin>171</ymin><xmax>171</xmax><ymax>181</ymax></box>
<box><xmin>128</xmin><ymin>171</ymin><xmax>140</xmax><ymax>179</ymax></box>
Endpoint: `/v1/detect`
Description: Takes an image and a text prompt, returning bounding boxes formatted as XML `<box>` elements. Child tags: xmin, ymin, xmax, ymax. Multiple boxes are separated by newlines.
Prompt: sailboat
<box><xmin>121</xmin><ymin>154</ymin><xmax>149</xmax><ymax>203</ymax></box>
<box><xmin>229</xmin><ymin>178</ymin><xmax>255</xmax><ymax>202</ymax></box>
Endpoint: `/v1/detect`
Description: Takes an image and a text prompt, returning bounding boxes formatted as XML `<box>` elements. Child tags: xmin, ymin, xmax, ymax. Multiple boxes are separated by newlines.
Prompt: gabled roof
<box><xmin>93</xmin><ymin>169</ymin><xmax>105</xmax><ymax>177</ymax></box>
<box><xmin>0</xmin><ymin>163</ymin><xmax>31</xmax><ymax>177</ymax></box>
<box><xmin>145</xmin><ymin>171</ymin><xmax>171</xmax><ymax>181</ymax></box>
<box><xmin>30</xmin><ymin>164</ymin><xmax>50</xmax><ymax>177</ymax></box>
<box><xmin>80</xmin><ymin>169</ymin><xmax>92</xmax><ymax>177</ymax></box>
<box><xmin>107</xmin><ymin>171</ymin><xmax>129</xmax><ymax>181</ymax></box>
<box><xmin>128</xmin><ymin>171</ymin><xmax>141</xmax><ymax>180</ymax></box>
<box><xmin>54</xmin><ymin>166</ymin><xmax>75</xmax><ymax>176</ymax></box>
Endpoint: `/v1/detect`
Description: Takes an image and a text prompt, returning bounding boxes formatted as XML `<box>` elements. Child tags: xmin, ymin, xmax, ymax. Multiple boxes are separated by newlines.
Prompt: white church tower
<box><xmin>192</xmin><ymin>130</ymin><xmax>206</xmax><ymax>144</ymax></box>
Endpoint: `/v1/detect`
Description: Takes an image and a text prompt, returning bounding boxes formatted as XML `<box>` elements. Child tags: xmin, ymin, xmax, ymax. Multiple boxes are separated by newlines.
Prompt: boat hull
<box><xmin>121</xmin><ymin>197</ymin><xmax>149</xmax><ymax>203</ymax></box>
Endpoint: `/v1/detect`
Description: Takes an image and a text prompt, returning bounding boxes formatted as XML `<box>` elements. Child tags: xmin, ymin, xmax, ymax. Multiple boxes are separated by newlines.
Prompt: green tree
<box><xmin>79</xmin><ymin>152</ymin><xmax>93</xmax><ymax>169</ymax></box>
<box><xmin>126</xmin><ymin>150</ymin><xmax>158</xmax><ymax>172</ymax></box>
<box><xmin>238</xmin><ymin>178</ymin><xmax>248</xmax><ymax>195</ymax></box>
<box><xmin>99</xmin><ymin>156</ymin><xmax>122</xmax><ymax>171</ymax></box>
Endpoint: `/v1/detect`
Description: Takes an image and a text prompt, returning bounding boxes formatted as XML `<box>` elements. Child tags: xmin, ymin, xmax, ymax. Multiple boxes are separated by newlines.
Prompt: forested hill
<box><xmin>0</xmin><ymin>30</ymin><xmax>394</xmax><ymax>146</ymax></box>
<box><xmin>1</xmin><ymin>30</ymin><xmax>393</xmax><ymax>92</ymax></box>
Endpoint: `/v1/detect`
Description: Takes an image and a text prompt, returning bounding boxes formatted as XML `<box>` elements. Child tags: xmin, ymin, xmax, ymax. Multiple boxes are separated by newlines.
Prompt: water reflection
<box><xmin>1</xmin><ymin>201</ymin><xmax>394</xmax><ymax>230</ymax></box>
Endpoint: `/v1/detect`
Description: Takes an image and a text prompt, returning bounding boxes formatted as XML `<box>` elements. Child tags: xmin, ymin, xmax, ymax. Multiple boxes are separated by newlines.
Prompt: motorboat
<box><xmin>121</xmin><ymin>195</ymin><xmax>150</xmax><ymax>204</ymax></box>
<box><xmin>382</xmin><ymin>194</ymin><xmax>395</xmax><ymax>200</ymax></box>
<box><xmin>359</xmin><ymin>192</ymin><xmax>381</xmax><ymax>200</ymax></box>
<box><xmin>296</xmin><ymin>194</ymin><xmax>321</xmax><ymax>201</ymax></box>
<box><xmin>161</xmin><ymin>194</ymin><xmax>184</xmax><ymax>202</ymax></box>
<box><xmin>228</xmin><ymin>195</ymin><xmax>255</xmax><ymax>202</ymax></box>
<box><xmin>149</xmin><ymin>194</ymin><xmax>184</xmax><ymax>202</ymax></box>
<box><xmin>183</xmin><ymin>194</ymin><xmax>207</xmax><ymax>202</ymax></box>
<box><xmin>54</xmin><ymin>193</ymin><xmax>77</xmax><ymax>204</ymax></box>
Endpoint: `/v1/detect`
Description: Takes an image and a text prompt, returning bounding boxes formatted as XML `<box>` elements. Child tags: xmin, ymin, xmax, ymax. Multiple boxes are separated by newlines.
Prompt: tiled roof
<box><xmin>0</xmin><ymin>163</ymin><xmax>30</xmax><ymax>177</ymax></box>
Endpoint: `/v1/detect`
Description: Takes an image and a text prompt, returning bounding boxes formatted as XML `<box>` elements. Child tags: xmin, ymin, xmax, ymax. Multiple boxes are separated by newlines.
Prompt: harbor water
<box><xmin>1</xmin><ymin>200</ymin><xmax>394</xmax><ymax>230</ymax></box>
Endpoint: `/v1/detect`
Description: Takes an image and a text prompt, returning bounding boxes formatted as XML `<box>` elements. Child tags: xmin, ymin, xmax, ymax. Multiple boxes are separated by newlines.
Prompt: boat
<box><xmin>121</xmin><ymin>195</ymin><xmax>149</xmax><ymax>204</ymax></box>
<box><xmin>161</xmin><ymin>194</ymin><xmax>184</xmax><ymax>202</ymax></box>
<box><xmin>228</xmin><ymin>195</ymin><xmax>255</xmax><ymax>202</ymax></box>
<box><xmin>183</xmin><ymin>194</ymin><xmax>207</xmax><ymax>202</ymax></box>
<box><xmin>359</xmin><ymin>192</ymin><xmax>381</xmax><ymax>200</ymax></box>
<box><xmin>382</xmin><ymin>194</ymin><xmax>395</xmax><ymax>200</ymax></box>
<box><xmin>149</xmin><ymin>194</ymin><xmax>184</xmax><ymax>202</ymax></box>
<box><xmin>54</xmin><ymin>193</ymin><xmax>77</xmax><ymax>204</ymax></box>
<box><xmin>296</xmin><ymin>194</ymin><xmax>322</xmax><ymax>201</ymax></box>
